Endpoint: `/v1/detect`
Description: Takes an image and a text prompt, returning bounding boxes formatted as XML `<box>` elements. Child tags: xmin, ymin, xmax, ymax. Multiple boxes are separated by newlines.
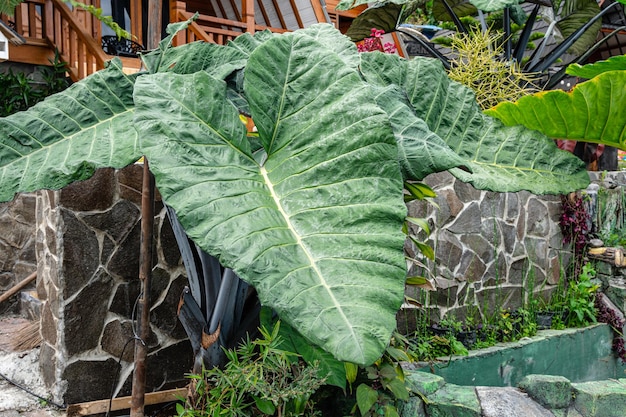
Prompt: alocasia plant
<box><xmin>0</xmin><ymin>21</ymin><xmax>587</xmax><ymax>365</ymax></box>
<box><xmin>486</xmin><ymin>59</ymin><xmax>626</xmax><ymax>151</ymax></box>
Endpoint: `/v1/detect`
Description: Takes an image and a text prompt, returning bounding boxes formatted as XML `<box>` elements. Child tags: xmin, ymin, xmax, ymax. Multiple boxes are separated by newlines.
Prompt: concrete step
<box><xmin>476</xmin><ymin>386</ymin><xmax>555</xmax><ymax>417</ymax></box>
<box><xmin>571</xmin><ymin>380</ymin><xmax>626</xmax><ymax>417</ymax></box>
<box><xmin>519</xmin><ymin>374</ymin><xmax>572</xmax><ymax>409</ymax></box>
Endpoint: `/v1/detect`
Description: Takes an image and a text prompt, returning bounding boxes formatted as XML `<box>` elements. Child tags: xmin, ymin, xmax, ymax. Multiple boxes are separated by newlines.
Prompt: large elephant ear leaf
<box><xmin>556</xmin><ymin>0</ymin><xmax>602</xmax><ymax>56</ymax></box>
<box><xmin>467</xmin><ymin>0</ymin><xmax>518</xmax><ymax>12</ymax></box>
<box><xmin>432</xmin><ymin>0</ymin><xmax>477</xmax><ymax>21</ymax></box>
<box><xmin>567</xmin><ymin>54</ymin><xmax>626</xmax><ymax>79</ymax></box>
<box><xmin>360</xmin><ymin>54</ymin><xmax>589</xmax><ymax>194</ymax></box>
<box><xmin>134</xmin><ymin>33</ymin><xmax>407</xmax><ymax>365</ymax></box>
<box><xmin>336</xmin><ymin>0</ymin><xmax>406</xmax><ymax>11</ymax></box>
<box><xmin>345</xmin><ymin>4</ymin><xmax>403</xmax><ymax>41</ymax></box>
<box><xmin>226</xmin><ymin>30</ymin><xmax>277</xmax><ymax>57</ymax></box>
<box><xmin>144</xmin><ymin>41</ymin><xmax>248</xmax><ymax>79</ymax></box>
<box><xmin>486</xmin><ymin>70</ymin><xmax>626</xmax><ymax>151</ymax></box>
<box><xmin>299</xmin><ymin>24</ymin><xmax>360</xmax><ymax>68</ymax></box>
<box><xmin>369</xmin><ymin>82</ymin><xmax>469</xmax><ymax>180</ymax></box>
<box><xmin>0</xmin><ymin>58</ymin><xmax>140</xmax><ymax>203</ymax></box>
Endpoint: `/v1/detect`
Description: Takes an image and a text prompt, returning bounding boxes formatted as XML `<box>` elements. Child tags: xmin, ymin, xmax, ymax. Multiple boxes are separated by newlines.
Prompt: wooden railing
<box><xmin>170</xmin><ymin>1</ymin><xmax>288</xmax><ymax>47</ymax></box>
<box><xmin>45</xmin><ymin>0</ymin><xmax>108</xmax><ymax>80</ymax></box>
<box><xmin>2</xmin><ymin>0</ymin><xmax>108</xmax><ymax>81</ymax></box>
<box><xmin>2</xmin><ymin>0</ymin><xmax>301</xmax><ymax>81</ymax></box>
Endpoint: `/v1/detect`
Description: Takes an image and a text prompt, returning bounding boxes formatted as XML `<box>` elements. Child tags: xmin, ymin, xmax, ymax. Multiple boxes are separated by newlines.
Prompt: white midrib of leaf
<box><xmin>259</xmin><ymin>165</ymin><xmax>362</xmax><ymax>359</ymax></box>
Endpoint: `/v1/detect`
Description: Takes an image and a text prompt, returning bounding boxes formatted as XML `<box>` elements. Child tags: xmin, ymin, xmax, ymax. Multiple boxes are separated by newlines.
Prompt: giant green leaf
<box><xmin>567</xmin><ymin>54</ymin><xmax>626</xmax><ymax>79</ymax></box>
<box><xmin>336</xmin><ymin>0</ymin><xmax>407</xmax><ymax>11</ymax></box>
<box><xmin>467</xmin><ymin>0</ymin><xmax>517</xmax><ymax>12</ymax></box>
<box><xmin>432</xmin><ymin>0</ymin><xmax>477</xmax><ymax>21</ymax></box>
<box><xmin>0</xmin><ymin>58</ymin><xmax>140</xmax><ymax>203</ymax></box>
<box><xmin>226</xmin><ymin>30</ymin><xmax>277</xmax><ymax>58</ymax></box>
<box><xmin>297</xmin><ymin>24</ymin><xmax>361</xmax><ymax>69</ymax></box>
<box><xmin>345</xmin><ymin>4</ymin><xmax>403</xmax><ymax>42</ymax></box>
<box><xmin>555</xmin><ymin>0</ymin><xmax>602</xmax><ymax>56</ymax></box>
<box><xmin>133</xmin><ymin>33</ymin><xmax>408</xmax><ymax>365</ymax></box>
<box><xmin>371</xmin><ymin>85</ymin><xmax>468</xmax><ymax>180</ymax></box>
<box><xmin>486</xmin><ymin>70</ymin><xmax>626</xmax><ymax>150</ymax></box>
<box><xmin>144</xmin><ymin>41</ymin><xmax>248</xmax><ymax>78</ymax></box>
<box><xmin>0</xmin><ymin>0</ymin><xmax>21</xmax><ymax>16</ymax></box>
<box><xmin>360</xmin><ymin>53</ymin><xmax>589</xmax><ymax>194</ymax></box>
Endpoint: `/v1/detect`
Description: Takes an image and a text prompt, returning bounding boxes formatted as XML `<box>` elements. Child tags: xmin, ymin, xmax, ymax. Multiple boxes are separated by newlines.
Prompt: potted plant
<box><xmin>535</xmin><ymin>310</ymin><xmax>556</xmax><ymax>330</ymax></box>
<box><xmin>431</xmin><ymin>315</ymin><xmax>477</xmax><ymax>348</ymax></box>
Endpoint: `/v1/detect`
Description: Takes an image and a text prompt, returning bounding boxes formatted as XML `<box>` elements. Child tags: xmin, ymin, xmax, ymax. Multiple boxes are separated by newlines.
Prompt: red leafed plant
<box><xmin>560</xmin><ymin>193</ymin><xmax>590</xmax><ymax>276</ymax></box>
<box><xmin>357</xmin><ymin>28</ymin><xmax>397</xmax><ymax>54</ymax></box>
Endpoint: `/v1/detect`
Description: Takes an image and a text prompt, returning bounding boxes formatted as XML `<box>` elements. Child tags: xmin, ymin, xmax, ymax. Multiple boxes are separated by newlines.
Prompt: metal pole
<box><xmin>503</xmin><ymin>7</ymin><xmax>511</xmax><ymax>61</ymax></box>
<box><xmin>130</xmin><ymin>160</ymin><xmax>155</xmax><ymax>417</ymax></box>
<box><xmin>129</xmin><ymin>2</ymin><xmax>161</xmax><ymax>415</ymax></box>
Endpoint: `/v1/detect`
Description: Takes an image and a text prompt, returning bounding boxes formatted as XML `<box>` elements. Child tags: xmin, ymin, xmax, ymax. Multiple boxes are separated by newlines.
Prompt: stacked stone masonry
<box><xmin>2</xmin><ymin>168</ymin><xmax>623</xmax><ymax>405</ymax></box>
<box><xmin>0</xmin><ymin>193</ymin><xmax>37</xmax><ymax>314</ymax></box>
<box><xmin>400</xmin><ymin>171</ymin><xmax>569</xmax><ymax>329</ymax></box>
<box><xmin>34</xmin><ymin>165</ymin><xmax>191</xmax><ymax>405</ymax></box>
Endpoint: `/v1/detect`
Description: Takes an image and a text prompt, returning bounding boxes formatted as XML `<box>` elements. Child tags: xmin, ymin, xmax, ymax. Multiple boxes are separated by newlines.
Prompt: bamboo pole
<box><xmin>130</xmin><ymin>159</ymin><xmax>155</xmax><ymax>417</ymax></box>
<box><xmin>130</xmin><ymin>2</ymin><xmax>162</xmax><ymax>414</ymax></box>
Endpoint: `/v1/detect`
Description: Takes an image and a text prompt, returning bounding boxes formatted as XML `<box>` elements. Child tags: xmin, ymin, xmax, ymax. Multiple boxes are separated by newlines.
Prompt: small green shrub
<box><xmin>564</xmin><ymin>263</ymin><xmax>600</xmax><ymax>327</ymax></box>
<box><xmin>0</xmin><ymin>51</ymin><xmax>69</xmax><ymax>116</ymax></box>
<box><xmin>177</xmin><ymin>322</ymin><xmax>325</xmax><ymax>417</ymax></box>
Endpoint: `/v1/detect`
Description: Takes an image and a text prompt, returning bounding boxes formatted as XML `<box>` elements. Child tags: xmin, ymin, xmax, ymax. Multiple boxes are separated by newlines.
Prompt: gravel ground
<box><xmin>0</xmin><ymin>316</ymin><xmax>66</xmax><ymax>417</ymax></box>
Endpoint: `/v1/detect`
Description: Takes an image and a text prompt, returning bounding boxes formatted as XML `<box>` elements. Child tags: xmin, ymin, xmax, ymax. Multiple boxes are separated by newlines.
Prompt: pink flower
<box><xmin>357</xmin><ymin>28</ymin><xmax>397</xmax><ymax>54</ymax></box>
<box><xmin>383</xmin><ymin>42</ymin><xmax>397</xmax><ymax>54</ymax></box>
<box><xmin>371</xmin><ymin>28</ymin><xmax>385</xmax><ymax>38</ymax></box>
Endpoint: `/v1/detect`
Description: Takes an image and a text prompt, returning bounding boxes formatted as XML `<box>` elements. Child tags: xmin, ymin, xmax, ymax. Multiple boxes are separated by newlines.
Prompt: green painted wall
<box><xmin>416</xmin><ymin>324</ymin><xmax>626</xmax><ymax>387</ymax></box>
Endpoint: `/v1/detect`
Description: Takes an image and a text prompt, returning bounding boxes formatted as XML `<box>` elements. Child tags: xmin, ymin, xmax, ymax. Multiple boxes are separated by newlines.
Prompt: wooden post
<box><xmin>44</xmin><ymin>0</ymin><xmax>54</xmax><ymax>41</ymax></box>
<box><xmin>130</xmin><ymin>0</ymin><xmax>143</xmax><ymax>47</ymax></box>
<box><xmin>129</xmin><ymin>160</ymin><xmax>155</xmax><ymax>417</ymax></box>
<box><xmin>147</xmin><ymin>0</ymin><xmax>162</xmax><ymax>48</ymax></box>
<box><xmin>242</xmin><ymin>0</ymin><xmax>254</xmax><ymax>33</ymax></box>
<box><xmin>171</xmin><ymin>1</ymin><xmax>187</xmax><ymax>46</ymax></box>
<box><xmin>130</xmin><ymin>1</ymin><xmax>162</xmax><ymax>414</ymax></box>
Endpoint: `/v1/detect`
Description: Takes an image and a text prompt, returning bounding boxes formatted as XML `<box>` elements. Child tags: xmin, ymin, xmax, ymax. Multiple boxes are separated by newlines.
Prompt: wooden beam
<box><xmin>269</xmin><ymin>0</ymin><xmax>287</xmax><ymax>28</ymax></box>
<box><xmin>256</xmin><ymin>0</ymin><xmax>271</xmax><ymax>28</ymax></box>
<box><xmin>66</xmin><ymin>388</ymin><xmax>187</xmax><ymax>417</ymax></box>
<box><xmin>7</xmin><ymin>42</ymin><xmax>56</xmax><ymax>66</ymax></box>
<box><xmin>287</xmin><ymin>0</ymin><xmax>303</xmax><ymax>28</ymax></box>
<box><xmin>309</xmin><ymin>0</ymin><xmax>329</xmax><ymax>24</ymax></box>
<box><xmin>229</xmin><ymin>0</ymin><xmax>242</xmax><ymax>22</ymax></box>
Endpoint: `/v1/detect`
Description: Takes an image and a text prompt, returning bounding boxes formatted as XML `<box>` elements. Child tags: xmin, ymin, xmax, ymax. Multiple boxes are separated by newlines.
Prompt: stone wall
<box><xmin>0</xmin><ymin>193</ymin><xmax>37</xmax><ymax>314</ymax></box>
<box><xmin>5</xmin><ymin>165</ymin><xmax>622</xmax><ymax>404</ymax></box>
<box><xmin>35</xmin><ymin>165</ymin><xmax>192</xmax><ymax>405</ymax></box>
<box><xmin>400</xmin><ymin>171</ymin><xmax>570</xmax><ymax>328</ymax></box>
